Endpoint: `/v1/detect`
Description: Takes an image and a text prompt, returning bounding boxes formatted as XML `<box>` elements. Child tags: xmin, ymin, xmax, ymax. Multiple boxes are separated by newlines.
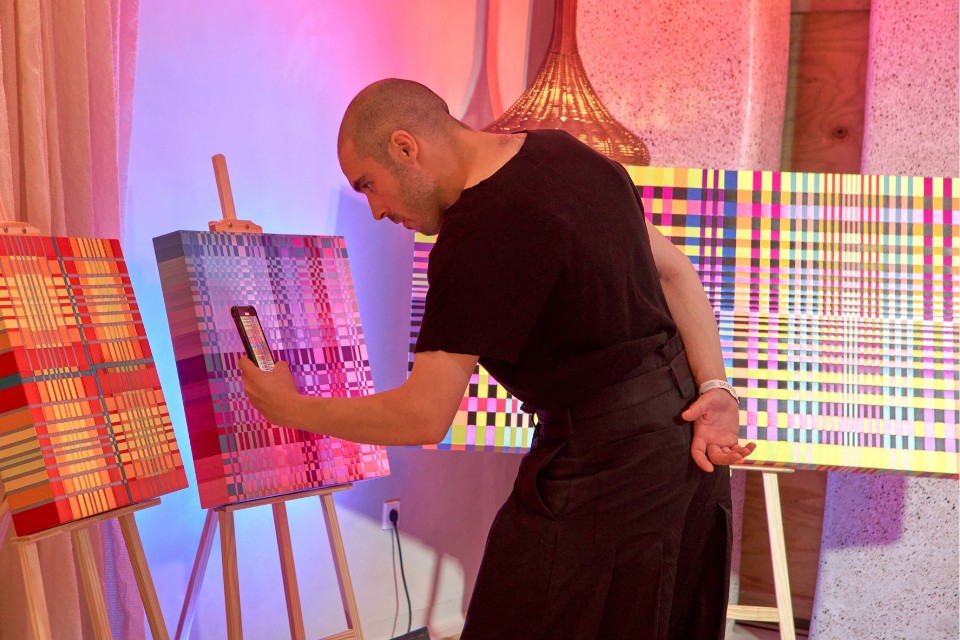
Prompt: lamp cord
<box><xmin>392</xmin><ymin>517</ymin><xmax>412</xmax><ymax>634</ymax></box>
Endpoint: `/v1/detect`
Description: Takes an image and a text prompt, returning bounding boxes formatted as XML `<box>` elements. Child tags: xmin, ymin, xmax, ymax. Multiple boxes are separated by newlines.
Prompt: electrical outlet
<box><xmin>382</xmin><ymin>498</ymin><xmax>400</xmax><ymax>530</ymax></box>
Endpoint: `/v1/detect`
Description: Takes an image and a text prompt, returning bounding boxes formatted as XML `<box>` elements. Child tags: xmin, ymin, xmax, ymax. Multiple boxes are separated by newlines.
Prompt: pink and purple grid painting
<box><xmin>154</xmin><ymin>231</ymin><xmax>389</xmax><ymax>509</ymax></box>
<box><xmin>408</xmin><ymin>169</ymin><xmax>958</xmax><ymax>477</ymax></box>
<box><xmin>0</xmin><ymin>236</ymin><xmax>187</xmax><ymax>536</ymax></box>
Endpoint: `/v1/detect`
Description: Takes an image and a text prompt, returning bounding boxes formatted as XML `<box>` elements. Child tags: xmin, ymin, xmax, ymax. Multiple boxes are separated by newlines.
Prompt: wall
<box><xmin>125</xmin><ymin>1</ymin><xmax>529</xmax><ymax>637</ymax></box>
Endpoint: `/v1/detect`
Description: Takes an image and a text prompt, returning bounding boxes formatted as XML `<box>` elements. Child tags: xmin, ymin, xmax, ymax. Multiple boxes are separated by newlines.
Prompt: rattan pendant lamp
<box><xmin>484</xmin><ymin>0</ymin><xmax>650</xmax><ymax>165</ymax></box>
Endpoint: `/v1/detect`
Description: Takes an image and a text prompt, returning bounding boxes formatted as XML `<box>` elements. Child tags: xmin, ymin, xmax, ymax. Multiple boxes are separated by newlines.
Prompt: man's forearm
<box><xmin>241</xmin><ymin>349</ymin><xmax>475</xmax><ymax>446</ymax></box>
<box><xmin>659</xmin><ymin>259</ymin><xmax>728</xmax><ymax>386</ymax></box>
<box><xmin>277</xmin><ymin>387</ymin><xmax>444</xmax><ymax>446</ymax></box>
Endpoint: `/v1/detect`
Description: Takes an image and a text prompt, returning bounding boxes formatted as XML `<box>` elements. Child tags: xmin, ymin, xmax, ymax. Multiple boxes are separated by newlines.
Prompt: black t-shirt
<box><xmin>414</xmin><ymin>129</ymin><xmax>677</xmax><ymax>409</ymax></box>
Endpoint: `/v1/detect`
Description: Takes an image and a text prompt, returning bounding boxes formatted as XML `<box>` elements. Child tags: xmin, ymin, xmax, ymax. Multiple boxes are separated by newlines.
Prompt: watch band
<box><xmin>698</xmin><ymin>379</ymin><xmax>740</xmax><ymax>403</ymax></box>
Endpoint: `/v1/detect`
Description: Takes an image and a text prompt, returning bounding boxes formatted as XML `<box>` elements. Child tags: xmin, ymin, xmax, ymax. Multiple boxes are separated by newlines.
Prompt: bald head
<box><xmin>338</xmin><ymin>79</ymin><xmax>463</xmax><ymax>167</ymax></box>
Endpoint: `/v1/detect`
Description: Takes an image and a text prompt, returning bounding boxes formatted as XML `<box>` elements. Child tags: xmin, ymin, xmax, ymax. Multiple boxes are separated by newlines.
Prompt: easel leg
<box><xmin>762</xmin><ymin>471</ymin><xmax>797</xmax><ymax>640</ymax></box>
<box><xmin>119</xmin><ymin>513</ymin><xmax>170</xmax><ymax>640</ymax></box>
<box><xmin>273</xmin><ymin>503</ymin><xmax>306</xmax><ymax>640</ymax></box>
<box><xmin>72</xmin><ymin>526</ymin><xmax>113</xmax><ymax>640</ymax></box>
<box><xmin>218</xmin><ymin>509</ymin><xmax>243</xmax><ymax>640</ymax></box>
<box><xmin>176</xmin><ymin>509</ymin><xmax>219</xmax><ymax>640</ymax></box>
<box><xmin>320</xmin><ymin>493</ymin><xmax>364</xmax><ymax>640</ymax></box>
<box><xmin>0</xmin><ymin>496</ymin><xmax>12</xmax><ymax>546</ymax></box>
<box><xmin>17</xmin><ymin>540</ymin><xmax>53</xmax><ymax>640</ymax></box>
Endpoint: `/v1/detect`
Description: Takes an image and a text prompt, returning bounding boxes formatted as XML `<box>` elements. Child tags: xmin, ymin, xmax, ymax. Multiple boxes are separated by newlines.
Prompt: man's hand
<box><xmin>681</xmin><ymin>389</ymin><xmax>756</xmax><ymax>472</ymax></box>
<box><xmin>239</xmin><ymin>357</ymin><xmax>301</xmax><ymax>426</ymax></box>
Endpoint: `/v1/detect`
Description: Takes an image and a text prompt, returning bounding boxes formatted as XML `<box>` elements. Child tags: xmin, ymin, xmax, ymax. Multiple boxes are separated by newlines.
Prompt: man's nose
<box><xmin>371</xmin><ymin>202</ymin><xmax>388</xmax><ymax>221</ymax></box>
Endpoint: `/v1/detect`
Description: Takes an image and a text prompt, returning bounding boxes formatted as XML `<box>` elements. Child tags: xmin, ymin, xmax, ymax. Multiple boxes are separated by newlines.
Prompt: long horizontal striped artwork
<box><xmin>0</xmin><ymin>236</ymin><xmax>187</xmax><ymax>536</ymax></box>
<box><xmin>154</xmin><ymin>231</ymin><xmax>389</xmax><ymax>509</ymax></box>
<box><xmin>409</xmin><ymin>169</ymin><xmax>958</xmax><ymax>477</ymax></box>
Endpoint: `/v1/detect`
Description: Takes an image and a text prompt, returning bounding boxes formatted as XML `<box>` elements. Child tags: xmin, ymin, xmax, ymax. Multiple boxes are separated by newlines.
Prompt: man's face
<box><xmin>339</xmin><ymin>140</ymin><xmax>446</xmax><ymax>235</ymax></box>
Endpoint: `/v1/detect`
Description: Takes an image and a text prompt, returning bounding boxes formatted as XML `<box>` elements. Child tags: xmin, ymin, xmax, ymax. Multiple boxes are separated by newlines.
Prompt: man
<box><xmin>241</xmin><ymin>78</ymin><xmax>755</xmax><ymax>639</ymax></box>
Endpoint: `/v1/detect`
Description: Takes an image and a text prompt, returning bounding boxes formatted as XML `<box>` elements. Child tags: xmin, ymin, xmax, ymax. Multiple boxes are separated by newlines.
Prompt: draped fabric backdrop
<box><xmin>0</xmin><ymin>1</ymin><xmax>143</xmax><ymax>638</ymax></box>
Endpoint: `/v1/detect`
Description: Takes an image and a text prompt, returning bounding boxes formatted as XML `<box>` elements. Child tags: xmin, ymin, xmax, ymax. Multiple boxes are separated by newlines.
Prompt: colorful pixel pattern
<box><xmin>154</xmin><ymin>231</ymin><xmax>389</xmax><ymax>508</ymax></box>
<box><xmin>0</xmin><ymin>236</ymin><xmax>187</xmax><ymax>536</ymax></box>
<box><xmin>409</xmin><ymin>169</ymin><xmax>958</xmax><ymax>477</ymax></box>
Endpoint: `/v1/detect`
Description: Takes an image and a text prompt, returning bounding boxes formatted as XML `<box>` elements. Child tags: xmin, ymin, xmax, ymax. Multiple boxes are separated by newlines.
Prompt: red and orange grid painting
<box><xmin>408</xmin><ymin>168</ymin><xmax>958</xmax><ymax>478</ymax></box>
<box><xmin>154</xmin><ymin>231</ymin><xmax>389</xmax><ymax>509</ymax></box>
<box><xmin>0</xmin><ymin>236</ymin><xmax>187</xmax><ymax>537</ymax></box>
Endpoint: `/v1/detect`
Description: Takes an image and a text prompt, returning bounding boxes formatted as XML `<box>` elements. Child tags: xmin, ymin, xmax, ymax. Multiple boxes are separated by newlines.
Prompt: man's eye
<box><xmin>362</xmin><ymin>183</ymin><xmax>373</xmax><ymax>192</ymax></box>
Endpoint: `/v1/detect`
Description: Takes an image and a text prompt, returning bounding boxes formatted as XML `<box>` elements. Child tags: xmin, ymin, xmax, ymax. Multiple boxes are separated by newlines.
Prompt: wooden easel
<box><xmin>0</xmin><ymin>496</ymin><xmax>170</xmax><ymax>640</ymax></box>
<box><xmin>727</xmin><ymin>465</ymin><xmax>797</xmax><ymax>640</ymax></box>
<box><xmin>0</xmin><ymin>216</ymin><xmax>170</xmax><ymax>640</ymax></box>
<box><xmin>173</xmin><ymin>156</ymin><xmax>363</xmax><ymax>640</ymax></box>
<box><xmin>175</xmin><ymin>485</ymin><xmax>364</xmax><ymax>640</ymax></box>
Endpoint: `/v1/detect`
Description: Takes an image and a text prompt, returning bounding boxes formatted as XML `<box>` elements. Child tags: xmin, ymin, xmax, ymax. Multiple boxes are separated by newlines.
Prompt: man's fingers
<box><xmin>729</xmin><ymin>443</ymin><xmax>756</xmax><ymax>458</ymax></box>
<box><xmin>238</xmin><ymin>356</ymin><xmax>257</xmax><ymax>374</ymax></box>
<box><xmin>706</xmin><ymin>445</ymin><xmax>752</xmax><ymax>466</ymax></box>
<box><xmin>691</xmin><ymin>437</ymin><xmax>715</xmax><ymax>472</ymax></box>
<box><xmin>681</xmin><ymin>398</ymin><xmax>706</xmax><ymax>422</ymax></box>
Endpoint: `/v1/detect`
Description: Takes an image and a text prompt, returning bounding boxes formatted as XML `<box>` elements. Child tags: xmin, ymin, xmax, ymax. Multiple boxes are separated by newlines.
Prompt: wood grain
<box><xmin>119</xmin><ymin>513</ymin><xmax>170</xmax><ymax>640</ymax></box>
<box><xmin>781</xmin><ymin>10</ymin><xmax>870</xmax><ymax>174</ymax></box>
<box><xmin>739</xmin><ymin>469</ymin><xmax>829</xmax><ymax>622</ymax></box>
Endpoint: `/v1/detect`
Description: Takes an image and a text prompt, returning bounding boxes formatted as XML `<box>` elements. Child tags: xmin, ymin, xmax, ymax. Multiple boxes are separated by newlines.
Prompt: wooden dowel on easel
<box><xmin>119</xmin><ymin>513</ymin><xmax>171</xmax><ymax>640</ymax></box>
<box><xmin>208</xmin><ymin>154</ymin><xmax>263</xmax><ymax>233</ymax></box>
<box><xmin>0</xmin><ymin>496</ymin><xmax>12</xmax><ymax>547</ymax></box>
<box><xmin>273</xmin><ymin>503</ymin><xmax>306</xmax><ymax>640</ymax></box>
<box><xmin>72</xmin><ymin>527</ymin><xmax>113</xmax><ymax>640</ymax></box>
<box><xmin>17</xmin><ymin>540</ymin><xmax>52</xmax><ymax>640</ymax></box>
<box><xmin>762</xmin><ymin>471</ymin><xmax>796</xmax><ymax>640</ymax></box>
<box><xmin>219</xmin><ymin>510</ymin><xmax>243</xmax><ymax>639</ymax></box>
<box><xmin>213</xmin><ymin>154</ymin><xmax>238</xmax><ymax>221</ymax></box>
<box><xmin>321</xmin><ymin>493</ymin><xmax>364</xmax><ymax>638</ymax></box>
<box><xmin>175</xmin><ymin>509</ymin><xmax>219</xmax><ymax>640</ymax></box>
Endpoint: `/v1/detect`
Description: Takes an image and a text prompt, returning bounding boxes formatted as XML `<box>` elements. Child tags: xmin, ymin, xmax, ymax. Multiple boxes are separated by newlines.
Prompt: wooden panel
<box><xmin>753</xmin><ymin>4</ymin><xmax>870</xmax><ymax>628</ymax></box>
<box><xmin>792</xmin><ymin>0</ymin><xmax>870</xmax><ymax>13</ymax></box>
<box><xmin>738</xmin><ymin>469</ymin><xmax>829</xmax><ymax>625</ymax></box>
<box><xmin>781</xmin><ymin>10</ymin><xmax>870</xmax><ymax>173</ymax></box>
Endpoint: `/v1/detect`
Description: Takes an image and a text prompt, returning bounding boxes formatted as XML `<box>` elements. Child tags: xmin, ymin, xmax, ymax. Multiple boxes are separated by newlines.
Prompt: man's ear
<box><xmin>388</xmin><ymin>130</ymin><xmax>418</xmax><ymax>165</ymax></box>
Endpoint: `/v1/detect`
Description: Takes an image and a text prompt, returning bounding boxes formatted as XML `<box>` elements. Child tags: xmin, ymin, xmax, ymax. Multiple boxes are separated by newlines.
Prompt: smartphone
<box><xmin>231</xmin><ymin>305</ymin><xmax>276</xmax><ymax>371</ymax></box>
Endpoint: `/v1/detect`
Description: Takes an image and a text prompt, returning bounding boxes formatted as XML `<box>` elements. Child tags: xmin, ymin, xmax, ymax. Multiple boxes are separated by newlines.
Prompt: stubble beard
<box><xmin>394</xmin><ymin>165</ymin><xmax>445</xmax><ymax>235</ymax></box>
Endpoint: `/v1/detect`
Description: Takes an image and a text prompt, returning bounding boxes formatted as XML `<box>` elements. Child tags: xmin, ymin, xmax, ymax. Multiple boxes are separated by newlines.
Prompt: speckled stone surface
<box><xmin>577</xmin><ymin>0</ymin><xmax>791</xmax><ymax>170</ymax></box>
<box><xmin>860</xmin><ymin>0</ymin><xmax>960</xmax><ymax>177</ymax></box>
<box><xmin>811</xmin><ymin>2</ymin><xmax>960</xmax><ymax>638</ymax></box>
<box><xmin>812</xmin><ymin>476</ymin><xmax>959</xmax><ymax>639</ymax></box>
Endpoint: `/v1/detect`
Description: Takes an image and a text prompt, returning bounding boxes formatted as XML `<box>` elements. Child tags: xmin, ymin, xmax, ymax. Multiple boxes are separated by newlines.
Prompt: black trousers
<box><xmin>461</xmin><ymin>342</ymin><xmax>732</xmax><ymax>640</ymax></box>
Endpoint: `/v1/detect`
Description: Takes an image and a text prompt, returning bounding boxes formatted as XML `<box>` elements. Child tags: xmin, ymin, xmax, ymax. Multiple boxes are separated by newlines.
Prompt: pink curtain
<box><xmin>0</xmin><ymin>1</ymin><xmax>143</xmax><ymax>638</ymax></box>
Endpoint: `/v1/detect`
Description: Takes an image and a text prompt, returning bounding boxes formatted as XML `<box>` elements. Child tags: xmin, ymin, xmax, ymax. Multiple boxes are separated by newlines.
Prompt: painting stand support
<box><xmin>0</xmin><ymin>496</ymin><xmax>170</xmax><ymax>640</ymax></box>
<box><xmin>171</xmin><ymin>156</ymin><xmax>362</xmax><ymax>638</ymax></box>
<box><xmin>727</xmin><ymin>465</ymin><xmax>796</xmax><ymax>640</ymax></box>
<box><xmin>174</xmin><ymin>484</ymin><xmax>363</xmax><ymax>640</ymax></box>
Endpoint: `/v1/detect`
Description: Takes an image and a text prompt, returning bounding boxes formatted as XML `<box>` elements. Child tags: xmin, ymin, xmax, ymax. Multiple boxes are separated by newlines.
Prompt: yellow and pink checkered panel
<box><xmin>154</xmin><ymin>231</ymin><xmax>390</xmax><ymax>509</ymax></box>
<box><xmin>0</xmin><ymin>236</ymin><xmax>187</xmax><ymax>536</ymax></box>
<box><xmin>409</xmin><ymin>169</ymin><xmax>958</xmax><ymax>477</ymax></box>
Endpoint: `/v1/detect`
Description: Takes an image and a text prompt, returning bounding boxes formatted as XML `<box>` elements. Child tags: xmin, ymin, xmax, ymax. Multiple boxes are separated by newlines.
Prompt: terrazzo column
<box><xmin>809</xmin><ymin>2</ymin><xmax>960</xmax><ymax>639</ymax></box>
<box><xmin>575</xmin><ymin>0</ymin><xmax>791</xmax><ymax>628</ymax></box>
<box><xmin>578</xmin><ymin>0</ymin><xmax>791</xmax><ymax>170</ymax></box>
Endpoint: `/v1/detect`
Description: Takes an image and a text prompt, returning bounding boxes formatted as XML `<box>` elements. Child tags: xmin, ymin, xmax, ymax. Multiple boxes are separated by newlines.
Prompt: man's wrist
<box><xmin>698</xmin><ymin>379</ymin><xmax>739</xmax><ymax>403</ymax></box>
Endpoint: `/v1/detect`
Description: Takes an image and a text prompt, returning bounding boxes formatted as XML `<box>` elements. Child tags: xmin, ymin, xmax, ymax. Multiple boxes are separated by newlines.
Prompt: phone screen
<box><xmin>231</xmin><ymin>306</ymin><xmax>276</xmax><ymax>371</ymax></box>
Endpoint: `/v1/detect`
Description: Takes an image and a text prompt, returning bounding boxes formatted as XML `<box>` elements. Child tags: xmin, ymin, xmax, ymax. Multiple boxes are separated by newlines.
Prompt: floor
<box><xmin>728</xmin><ymin>621</ymin><xmax>807</xmax><ymax>639</ymax></box>
<box><xmin>438</xmin><ymin>622</ymin><xmax>803</xmax><ymax>639</ymax></box>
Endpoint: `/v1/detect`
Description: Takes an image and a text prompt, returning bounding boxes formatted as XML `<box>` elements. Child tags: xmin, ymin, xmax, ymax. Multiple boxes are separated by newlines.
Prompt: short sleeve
<box><xmin>414</xmin><ymin>196</ymin><xmax>567</xmax><ymax>363</ymax></box>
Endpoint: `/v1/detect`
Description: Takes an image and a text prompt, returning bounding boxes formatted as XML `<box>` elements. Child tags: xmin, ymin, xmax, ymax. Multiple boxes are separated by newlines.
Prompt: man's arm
<box><xmin>645</xmin><ymin>217</ymin><xmax>756</xmax><ymax>471</ymax></box>
<box><xmin>239</xmin><ymin>349</ymin><xmax>477</xmax><ymax>446</ymax></box>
